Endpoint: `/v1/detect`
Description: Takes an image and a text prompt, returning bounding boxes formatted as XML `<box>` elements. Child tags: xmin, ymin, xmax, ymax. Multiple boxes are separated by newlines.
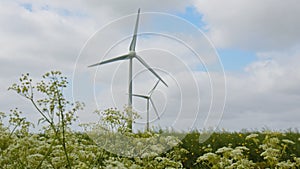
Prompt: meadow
<box><xmin>1</xmin><ymin>71</ymin><xmax>300</xmax><ymax>168</ymax></box>
<box><xmin>1</xmin><ymin>121</ymin><xmax>300</xmax><ymax>168</ymax></box>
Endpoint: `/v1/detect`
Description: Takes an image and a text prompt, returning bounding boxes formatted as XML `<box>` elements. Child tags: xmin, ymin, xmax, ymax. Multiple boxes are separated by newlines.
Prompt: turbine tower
<box><xmin>88</xmin><ymin>9</ymin><xmax>168</xmax><ymax>132</ymax></box>
<box><xmin>132</xmin><ymin>80</ymin><xmax>161</xmax><ymax>131</ymax></box>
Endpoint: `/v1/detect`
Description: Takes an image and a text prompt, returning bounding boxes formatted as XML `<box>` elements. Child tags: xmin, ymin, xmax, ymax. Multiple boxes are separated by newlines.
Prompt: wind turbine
<box><xmin>132</xmin><ymin>80</ymin><xmax>161</xmax><ymax>131</ymax></box>
<box><xmin>88</xmin><ymin>9</ymin><xmax>168</xmax><ymax>132</ymax></box>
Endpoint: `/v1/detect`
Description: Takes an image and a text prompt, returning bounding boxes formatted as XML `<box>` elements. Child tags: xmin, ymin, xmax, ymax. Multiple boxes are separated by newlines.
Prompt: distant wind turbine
<box><xmin>88</xmin><ymin>9</ymin><xmax>168</xmax><ymax>131</ymax></box>
<box><xmin>132</xmin><ymin>80</ymin><xmax>161</xmax><ymax>132</ymax></box>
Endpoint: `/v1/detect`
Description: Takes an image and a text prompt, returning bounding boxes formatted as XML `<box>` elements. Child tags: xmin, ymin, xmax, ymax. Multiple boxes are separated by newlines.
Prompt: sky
<box><xmin>1</xmin><ymin>0</ymin><xmax>300</xmax><ymax>132</ymax></box>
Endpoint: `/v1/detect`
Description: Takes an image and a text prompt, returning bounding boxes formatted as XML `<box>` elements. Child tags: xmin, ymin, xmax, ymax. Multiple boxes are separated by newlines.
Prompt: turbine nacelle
<box><xmin>128</xmin><ymin>51</ymin><xmax>136</xmax><ymax>58</ymax></box>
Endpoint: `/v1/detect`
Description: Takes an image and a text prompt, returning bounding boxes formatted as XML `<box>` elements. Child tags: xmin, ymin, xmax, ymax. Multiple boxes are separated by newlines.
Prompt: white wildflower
<box><xmin>245</xmin><ymin>133</ymin><xmax>258</xmax><ymax>140</ymax></box>
<box><xmin>282</xmin><ymin>139</ymin><xmax>295</xmax><ymax>145</ymax></box>
<box><xmin>141</xmin><ymin>152</ymin><xmax>149</xmax><ymax>158</ymax></box>
<box><xmin>236</xmin><ymin>146</ymin><xmax>249</xmax><ymax>151</ymax></box>
<box><xmin>277</xmin><ymin>160</ymin><xmax>295</xmax><ymax>168</ymax></box>
<box><xmin>231</xmin><ymin>149</ymin><xmax>243</xmax><ymax>159</ymax></box>
<box><xmin>294</xmin><ymin>157</ymin><xmax>300</xmax><ymax>164</ymax></box>
<box><xmin>196</xmin><ymin>152</ymin><xmax>218</xmax><ymax>162</ymax></box>
<box><xmin>216</xmin><ymin>147</ymin><xmax>233</xmax><ymax>154</ymax></box>
<box><xmin>260</xmin><ymin>148</ymin><xmax>280</xmax><ymax>160</ymax></box>
<box><xmin>269</xmin><ymin>137</ymin><xmax>280</xmax><ymax>145</ymax></box>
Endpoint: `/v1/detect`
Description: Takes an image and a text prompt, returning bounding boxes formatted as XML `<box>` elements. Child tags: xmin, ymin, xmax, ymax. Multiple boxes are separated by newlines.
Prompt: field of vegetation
<box><xmin>1</xmin><ymin>71</ymin><xmax>300</xmax><ymax>168</ymax></box>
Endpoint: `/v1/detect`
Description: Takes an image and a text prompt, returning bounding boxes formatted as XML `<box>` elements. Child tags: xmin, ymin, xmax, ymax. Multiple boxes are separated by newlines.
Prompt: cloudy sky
<box><xmin>1</xmin><ymin>0</ymin><xmax>300</xmax><ymax>132</ymax></box>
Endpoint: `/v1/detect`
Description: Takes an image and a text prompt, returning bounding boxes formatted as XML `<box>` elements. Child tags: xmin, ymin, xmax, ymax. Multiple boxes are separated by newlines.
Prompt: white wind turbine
<box><xmin>132</xmin><ymin>80</ymin><xmax>161</xmax><ymax>131</ymax></box>
<box><xmin>88</xmin><ymin>9</ymin><xmax>168</xmax><ymax>131</ymax></box>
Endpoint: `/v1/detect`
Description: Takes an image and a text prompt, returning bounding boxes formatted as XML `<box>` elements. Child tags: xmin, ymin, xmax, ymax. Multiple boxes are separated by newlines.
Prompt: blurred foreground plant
<box><xmin>8</xmin><ymin>71</ymin><xmax>84</xmax><ymax>168</ymax></box>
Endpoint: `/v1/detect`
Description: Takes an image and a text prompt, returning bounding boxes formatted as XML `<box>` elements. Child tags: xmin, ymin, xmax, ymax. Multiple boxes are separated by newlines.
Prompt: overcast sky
<box><xmin>1</xmin><ymin>0</ymin><xmax>300</xmax><ymax>132</ymax></box>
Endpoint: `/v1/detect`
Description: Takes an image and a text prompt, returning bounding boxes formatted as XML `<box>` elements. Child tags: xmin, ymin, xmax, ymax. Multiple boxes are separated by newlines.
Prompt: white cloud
<box><xmin>191</xmin><ymin>1</ymin><xmax>300</xmax><ymax>130</ymax></box>
<box><xmin>194</xmin><ymin>0</ymin><xmax>300</xmax><ymax>51</ymax></box>
<box><xmin>220</xmin><ymin>50</ymin><xmax>300</xmax><ymax>130</ymax></box>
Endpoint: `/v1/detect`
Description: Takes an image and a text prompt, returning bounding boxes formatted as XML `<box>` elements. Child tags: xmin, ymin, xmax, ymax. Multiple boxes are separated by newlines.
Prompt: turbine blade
<box><xmin>150</xmin><ymin>98</ymin><xmax>160</xmax><ymax>119</ymax></box>
<box><xmin>88</xmin><ymin>54</ymin><xmax>130</xmax><ymax>67</ymax></box>
<box><xmin>148</xmin><ymin>80</ymin><xmax>160</xmax><ymax>95</ymax></box>
<box><xmin>129</xmin><ymin>8</ymin><xmax>140</xmax><ymax>51</ymax></box>
<box><xmin>132</xmin><ymin>94</ymin><xmax>148</xmax><ymax>99</ymax></box>
<box><xmin>135</xmin><ymin>55</ymin><xmax>168</xmax><ymax>87</ymax></box>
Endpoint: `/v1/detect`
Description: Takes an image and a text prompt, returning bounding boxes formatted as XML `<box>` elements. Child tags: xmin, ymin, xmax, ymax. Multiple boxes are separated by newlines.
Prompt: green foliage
<box><xmin>1</xmin><ymin>71</ymin><xmax>300</xmax><ymax>168</ymax></box>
